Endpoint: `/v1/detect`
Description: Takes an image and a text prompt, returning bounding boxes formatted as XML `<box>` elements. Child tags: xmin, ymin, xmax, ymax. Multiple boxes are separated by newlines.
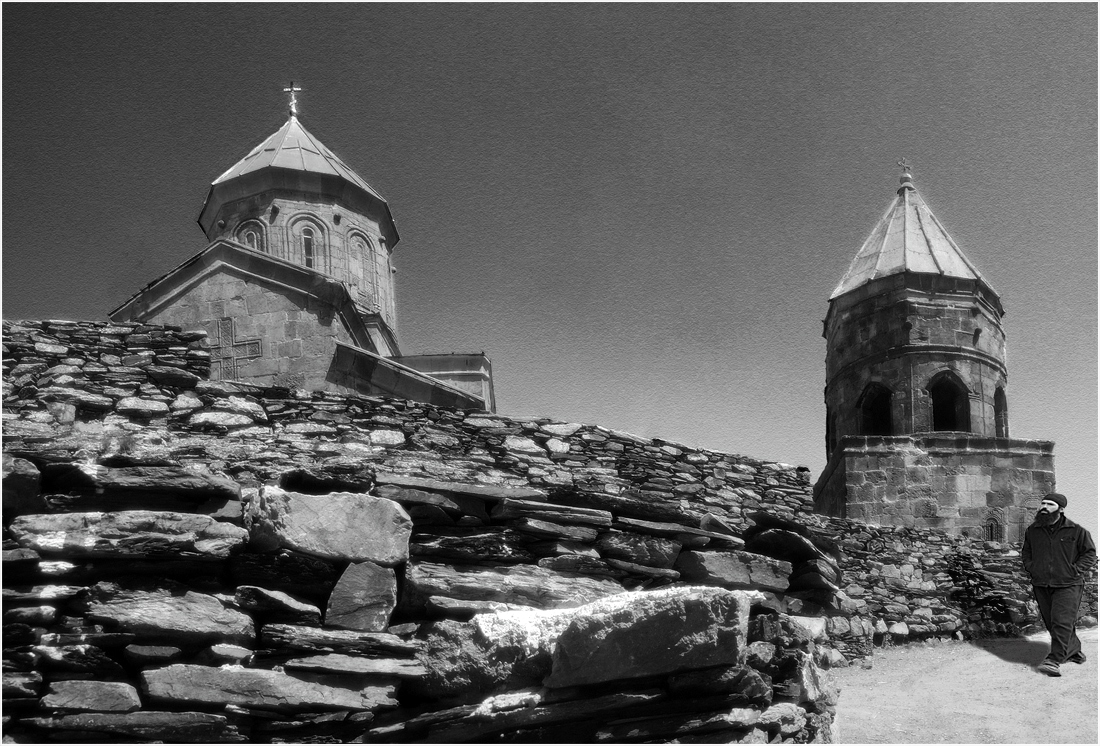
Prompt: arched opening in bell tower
<box><xmin>858</xmin><ymin>383</ymin><xmax>893</xmax><ymax>436</ymax></box>
<box><xmin>928</xmin><ymin>372</ymin><xmax>970</xmax><ymax>432</ymax></box>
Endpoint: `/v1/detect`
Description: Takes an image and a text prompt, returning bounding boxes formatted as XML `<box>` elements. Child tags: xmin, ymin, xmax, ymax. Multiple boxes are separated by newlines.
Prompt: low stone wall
<box><xmin>2</xmin><ymin>319</ymin><xmax>1095</xmax><ymax>742</ymax></box>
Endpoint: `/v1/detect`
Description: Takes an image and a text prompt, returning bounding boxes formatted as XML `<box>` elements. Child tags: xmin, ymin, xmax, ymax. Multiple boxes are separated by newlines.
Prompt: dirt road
<box><xmin>830</xmin><ymin>627</ymin><xmax>1098</xmax><ymax>744</ymax></box>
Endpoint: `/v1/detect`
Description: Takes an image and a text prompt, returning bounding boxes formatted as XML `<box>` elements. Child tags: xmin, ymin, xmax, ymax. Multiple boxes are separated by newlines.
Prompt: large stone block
<box><xmin>246</xmin><ymin>486</ymin><xmax>411</xmax><ymax>565</ymax></box>
<box><xmin>675</xmin><ymin>550</ymin><xmax>791</xmax><ymax>592</ymax></box>
<box><xmin>546</xmin><ymin>586</ymin><xmax>756</xmax><ymax>688</ymax></box>
<box><xmin>325</xmin><ymin>561</ymin><xmax>397</xmax><ymax>631</ymax></box>
<box><xmin>9</xmin><ymin>511</ymin><xmax>247</xmax><ymax>559</ymax></box>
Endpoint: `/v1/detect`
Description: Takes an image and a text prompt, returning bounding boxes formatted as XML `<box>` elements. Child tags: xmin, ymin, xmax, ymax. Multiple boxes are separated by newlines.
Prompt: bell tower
<box><xmin>822</xmin><ymin>163</ymin><xmax>1009</xmax><ymax>458</ymax></box>
<box><xmin>814</xmin><ymin>164</ymin><xmax>1054</xmax><ymax>542</ymax></box>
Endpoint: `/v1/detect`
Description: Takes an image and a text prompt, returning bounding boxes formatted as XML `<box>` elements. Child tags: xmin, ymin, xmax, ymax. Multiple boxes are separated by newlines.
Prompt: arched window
<box><xmin>994</xmin><ymin>387</ymin><xmax>1009</xmax><ymax>438</ymax></box>
<box><xmin>350</xmin><ymin>232</ymin><xmax>377</xmax><ymax>302</ymax></box>
<box><xmin>929</xmin><ymin>372</ymin><xmax>970</xmax><ymax>432</ymax></box>
<box><xmin>302</xmin><ymin>227</ymin><xmax>315</xmax><ymax>268</ymax></box>
<box><xmin>858</xmin><ymin>383</ymin><xmax>893</xmax><ymax>436</ymax></box>
<box><xmin>288</xmin><ymin>217</ymin><xmax>325</xmax><ymax>272</ymax></box>
<box><xmin>235</xmin><ymin>221</ymin><xmax>266</xmax><ymax>253</ymax></box>
<box><xmin>985</xmin><ymin>521</ymin><xmax>1004</xmax><ymax>542</ymax></box>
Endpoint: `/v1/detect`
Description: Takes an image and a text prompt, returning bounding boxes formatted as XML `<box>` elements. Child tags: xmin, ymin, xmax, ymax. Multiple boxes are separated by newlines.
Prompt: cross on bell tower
<box><xmin>283</xmin><ymin>81</ymin><xmax>302</xmax><ymax>117</ymax></box>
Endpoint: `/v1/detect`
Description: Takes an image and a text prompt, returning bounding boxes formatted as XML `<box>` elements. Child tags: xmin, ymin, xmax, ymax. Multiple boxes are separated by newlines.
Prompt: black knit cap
<box><xmin>1044</xmin><ymin>493</ymin><xmax>1068</xmax><ymax>509</ymax></box>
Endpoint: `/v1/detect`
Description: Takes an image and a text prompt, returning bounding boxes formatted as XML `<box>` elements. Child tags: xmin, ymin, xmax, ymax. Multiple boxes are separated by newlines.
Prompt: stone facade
<box><xmin>815</xmin><ymin>435</ymin><xmax>1055</xmax><ymax>542</ymax></box>
<box><xmin>119</xmin><ymin>251</ymin><xmax>357</xmax><ymax>391</ymax></box>
<box><xmin>205</xmin><ymin>191</ymin><xmax>398</xmax><ymax>333</ymax></box>
<box><xmin>823</xmin><ymin>273</ymin><xmax>1008</xmax><ymax>450</ymax></box>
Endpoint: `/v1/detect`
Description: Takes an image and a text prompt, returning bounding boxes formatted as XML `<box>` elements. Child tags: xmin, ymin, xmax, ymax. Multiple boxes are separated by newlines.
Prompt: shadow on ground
<box><xmin>968</xmin><ymin>637</ymin><xmax>1051</xmax><ymax>665</ymax></box>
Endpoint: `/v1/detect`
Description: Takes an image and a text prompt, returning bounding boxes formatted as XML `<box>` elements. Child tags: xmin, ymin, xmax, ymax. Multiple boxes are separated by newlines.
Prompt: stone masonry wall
<box><xmin>815</xmin><ymin>435</ymin><xmax>1056</xmax><ymax>544</ymax></box>
<box><xmin>2</xmin><ymin>319</ymin><xmax>1096</xmax><ymax>742</ymax></box>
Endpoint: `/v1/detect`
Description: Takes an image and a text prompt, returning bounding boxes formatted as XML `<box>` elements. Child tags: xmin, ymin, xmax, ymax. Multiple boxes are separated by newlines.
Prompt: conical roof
<box><xmin>830</xmin><ymin>170</ymin><xmax>996</xmax><ymax>300</ymax></box>
<box><xmin>212</xmin><ymin>114</ymin><xmax>384</xmax><ymax>201</ymax></box>
<box><xmin>197</xmin><ymin>113</ymin><xmax>398</xmax><ymax>245</ymax></box>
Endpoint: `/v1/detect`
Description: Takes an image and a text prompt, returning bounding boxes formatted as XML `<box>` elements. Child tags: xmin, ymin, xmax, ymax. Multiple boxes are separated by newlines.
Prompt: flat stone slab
<box><xmin>41</xmin><ymin>680</ymin><xmax>142</xmax><ymax>712</ymax></box>
<box><xmin>142</xmin><ymin>663</ymin><xmax>396</xmax><ymax>713</ymax></box>
<box><xmin>24</xmin><ymin>711</ymin><xmax>237</xmax><ymax>742</ymax></box>
<box><xmin>374</xmin><ymin>485</ymin><xmax>490</xmax><ymax>521</ymax></box>
<box><xmin>373</xmin><ymin>474</ymin><xmax>547</xmax><ymax>502</ymax></box>
<box><xmin>492</xmin><ymin>498</ymin><xmax>612</xmax><ymax>527</ymax></box>
<box><xmin>675</xmin><ymin>550</ymin><xmax>792</xmax><ymax>592</ymax></box>
<box><xmin>282</xmin><ymin>654</ymin><xmax>427</xmax><ymax>679</ymax></box>
<box><xmin>246</xmin><ymin>487</ymin><xmax>411</xmax><ymax>566</ymax></box>
<box><xmin>235</xmin><ymin>586</ymin><xmax>321</xmax><ymax>626</ymax></box>
<box><xmin>404</xmin><ymin>561</ymin><xmax>624</xmax><ymax>611</ymax></box>
<box><xmin>9</xmin><ymin>511</ymin><xmax>247</xmax><ymax>559</ymax></box>
<box><xmin>75</xmin><ymin>579</ymin><xmax>255</xmax><ymax>646</ymax></box>
<box><xmin>259</xmin><ymin>624</ymin><xmax>420</xmax><ymax>656</ymax></box>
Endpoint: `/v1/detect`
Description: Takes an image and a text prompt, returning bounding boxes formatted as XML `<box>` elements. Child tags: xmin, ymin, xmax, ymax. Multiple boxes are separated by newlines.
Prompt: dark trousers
<box><xmin>1032</xmin><ymin>584</ymin><xmax>1084</xmax><ymax>663</ymax></box>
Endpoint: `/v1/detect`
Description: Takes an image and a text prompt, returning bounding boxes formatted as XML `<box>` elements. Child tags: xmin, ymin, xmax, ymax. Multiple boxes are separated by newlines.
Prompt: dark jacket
<box><xmin>1021</xmin><ymin>514</ymin><xmax>1097</xmax><ymax>587</ymax></box>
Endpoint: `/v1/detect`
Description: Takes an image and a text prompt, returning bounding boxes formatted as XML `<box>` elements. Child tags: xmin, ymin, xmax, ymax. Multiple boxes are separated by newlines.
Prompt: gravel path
<box><xmin>830</xmin><ymin>627</ymin><xmax>1098</xmax><ymax>744</ymax></box>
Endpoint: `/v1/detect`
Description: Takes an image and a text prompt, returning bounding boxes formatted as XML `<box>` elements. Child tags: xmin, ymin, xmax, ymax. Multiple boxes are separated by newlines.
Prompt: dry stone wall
<box><xmin>2</xmin><ymin>319</ymin><xmax>1095</xmax><ymax>743</ymax></box>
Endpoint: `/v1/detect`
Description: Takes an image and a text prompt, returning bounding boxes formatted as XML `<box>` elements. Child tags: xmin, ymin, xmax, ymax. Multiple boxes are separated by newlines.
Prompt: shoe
<box><xmin>1069</xmin><ymin>652</ymin><xmax>1087</xmax><ymax>664</ymax></box>
<box><xmin>1038</xmin><ymin>660</ymin><xmax>1061</xmax><ymax>676</ymax></box>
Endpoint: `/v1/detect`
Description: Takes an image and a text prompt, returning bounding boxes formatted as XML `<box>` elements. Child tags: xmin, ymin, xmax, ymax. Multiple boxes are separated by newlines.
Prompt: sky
<box><xmin>3</xmin><ymin>4</ymin><xmax>1097</xmax><ymax>536</ymax></box>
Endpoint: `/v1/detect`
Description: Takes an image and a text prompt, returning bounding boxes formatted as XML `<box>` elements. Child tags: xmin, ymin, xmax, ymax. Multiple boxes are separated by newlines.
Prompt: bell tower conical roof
<box><xmin>830</xmin><ymin>166</ymin><xmax>996</xmax><ymax>301</ymax></box>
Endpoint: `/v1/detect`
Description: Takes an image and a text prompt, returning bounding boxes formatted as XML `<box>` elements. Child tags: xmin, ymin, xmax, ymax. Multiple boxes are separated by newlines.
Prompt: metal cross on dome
<box><xmin>897</xmin><ymin>158</ymin><xmax>912</xmax><ymax>173</ymax></box>
<box><xmin>283</xmin><ymin>81</ymin><xmax>302</xmax><ymax>117</ymax></box>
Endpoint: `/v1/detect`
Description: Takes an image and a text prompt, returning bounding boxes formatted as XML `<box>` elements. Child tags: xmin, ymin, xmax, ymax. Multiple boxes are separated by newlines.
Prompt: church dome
<box><xmin>197</xmin><ymin>114</ymin><xmax>398</xmax><ymax>248</ymax></box>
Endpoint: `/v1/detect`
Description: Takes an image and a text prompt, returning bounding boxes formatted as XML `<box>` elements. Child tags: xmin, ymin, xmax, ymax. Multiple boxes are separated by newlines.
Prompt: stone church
<box><xmin>110</xmin><ymin>97</ymin><xmax>495</xmax><ymax>412</ymax></box>
<box><xmin>813</xmin><ymin>165</ymin><xmax>1054</xmax><ymax>543</ymax></box>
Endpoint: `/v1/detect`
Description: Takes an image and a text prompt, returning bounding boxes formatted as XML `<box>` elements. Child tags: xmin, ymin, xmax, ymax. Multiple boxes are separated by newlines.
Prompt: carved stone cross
<box><xmin>209</xmin><ymin>317</ymin><xmax>262</xmax><ymax>381</ymax></box>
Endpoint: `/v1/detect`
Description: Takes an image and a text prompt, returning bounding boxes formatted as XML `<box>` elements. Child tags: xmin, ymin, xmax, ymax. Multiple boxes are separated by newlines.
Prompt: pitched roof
<box><xmin>830</xmin><ymin>171</ymin><xmax>996</xmax><ymax>300</ymax></box>
<box><xmin>212</xmin><ymin>115</ymin><xmax>385</xmax><ymax>202</ymax></box>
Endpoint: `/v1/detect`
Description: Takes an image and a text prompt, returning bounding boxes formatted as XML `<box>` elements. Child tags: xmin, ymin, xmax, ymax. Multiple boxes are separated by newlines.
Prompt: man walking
<box><xmin>1021</xmin><ymin>493</ymin><xmax>1096</xmax><ymax>677</ymax></box>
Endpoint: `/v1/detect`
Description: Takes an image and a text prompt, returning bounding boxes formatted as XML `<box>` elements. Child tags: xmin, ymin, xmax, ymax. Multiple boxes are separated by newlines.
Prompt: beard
<box><xmin>1034</xmin><ymin>509</ymin><xmax>1063</xmax><ymax>527</ymax></box>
